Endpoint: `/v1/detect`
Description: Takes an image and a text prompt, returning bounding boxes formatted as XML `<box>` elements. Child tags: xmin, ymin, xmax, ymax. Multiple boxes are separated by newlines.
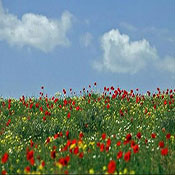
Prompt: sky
<box><xmin>0</xmin><ymin>0</ymin><xmax>175</xmax><ymax>98</ymax></box>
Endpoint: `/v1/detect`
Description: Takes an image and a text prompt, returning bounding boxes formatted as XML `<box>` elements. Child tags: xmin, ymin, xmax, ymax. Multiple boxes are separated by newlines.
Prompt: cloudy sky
<box><xmin>0</xmin><ymin>0</ymin><xmax>175</xmax><ymax>98</ymax></box>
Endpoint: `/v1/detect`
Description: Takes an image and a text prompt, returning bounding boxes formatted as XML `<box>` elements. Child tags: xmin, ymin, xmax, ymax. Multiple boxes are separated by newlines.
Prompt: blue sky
<box><xmin>0</xmin><ymin>0</ymin><xmax>175</xmax><ymax>98</ymax></box>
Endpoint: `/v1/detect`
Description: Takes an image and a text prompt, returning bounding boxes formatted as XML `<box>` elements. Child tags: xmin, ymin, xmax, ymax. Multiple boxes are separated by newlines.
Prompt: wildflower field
<box><xmin>0</xmin><ymin>84</ymin><xmax>175</xmax><ymax>174</ymax></box>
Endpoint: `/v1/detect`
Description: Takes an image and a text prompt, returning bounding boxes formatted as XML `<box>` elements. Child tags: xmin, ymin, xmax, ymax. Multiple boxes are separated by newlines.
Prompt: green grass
<box><xmin>0</xmin><ymin>86</ymin><xmax>175</xmax><ymax>174</ymax></box>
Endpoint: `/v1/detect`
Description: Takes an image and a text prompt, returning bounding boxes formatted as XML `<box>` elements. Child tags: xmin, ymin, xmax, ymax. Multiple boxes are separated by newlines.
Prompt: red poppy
<box><xmin>25</xmin><ymin>166</ymin><xmax>30</xmax><ymax>172</ymax></box>
<box><xmin>54</xmin><ymin>133</ymin><xmax>59</xmax><ymax>139</ymax></box>
<box><xmin>79</xmin><ymin>132</ymin><xmax>84</xmax><ymax>139</ymax></box>
<box><xmin>151</xmin><ymin>133</ymin><xmax>156</xmax><ymax>139</ymax></box>
<box><xmin>158</xmin><ymin>141</ymin><xmax>164</xmax><ymax>148</ymax></box>
<box><xmin>76</xmin><ymin>106</ymin><xmax>80</xmax><ymax>111</ymax></box>
<box><xmin>166</xmin><ymin>133</ymin><xmax>171</xmax><ymax>139</ymax></box>
<box><xmin>43</xmin><ymin>116</ymin><xmax>46</xmax><ymax>121</ymax></box>
<box><xmin>79</xmin><ymin>152</ymin><xmax>84</xmax><ymax>158</ymax></box>
<box><xmin>30</xmin><ymin>157</ymin><xmax>35</xmax><ymax>166</ymax></box>
<box><xmin>66</xmin><ymin>131</ymin><xmax>69</xmax><ymax>139</ymax></box>
<box><xmin>51</xmin><ymin>150</ymin><xmax>56</xmax><ymax>159</ymax></box>
<box><xmin>67</xmin><ymin>112</ymin><xmax>71</xmax><ymax>119</ymax></box>
<box><xmin>133</xmin><ymin>144</ymin><xmax>139</xmax><ymax>153</ymax></box>
<box><xmin>126</xmin><ymin>133</ymin><xmax>132</xmax><ymax>141</ymax></box>
<box><xmin>1</xmin><ymin>170</ymin><xmax>7</xmax><ymax>175</ymax></box>
<box><xmin>74</xmin><ymin>147</ymin><xmax>79</xmax><ymax>155</ymax></box>
<box><xmin>107</xmin><ymin>160</ymin><xmax>116</xmax><ymax>174</ymax></box>
<box><xmin>102</xmin><ymin>133</ymin><xmax>106</xmax><ymax>140</ymax></box>
<box><xmin>100</xmin><ymin>143</ymin><xmax>105</xmax><ymax>152</ymax></box>
<box><xmin>130</xmin><ymin>140</ymin><xmax>135</xmax><ymax>148</ymax></box>
<box><xmin>161</xmin><ymin>148</ymin><xmax>168</xmax><ymax>156</ymax></box>
<box><xmin>64</xmin><ymin>170</ymin><xmax>69</xmax><ymax>174</ymax></box>
<box><xmin>96</xmin><ymin>142</ymin><xmax>100</xmax><ymax>147</ymax></box>
<box><xmin>117</xmin><ymin>151</ymin><xmax>123</xmax><ymax>159</ymax></box>
<box><xmin>107</xmin><ymin>104</ymin><xmax>110</xmax><ymax>109</ymax></box>
<box><xmin>116</xmin><ymin>141</ymin><xmax>121</xmax><ymax>146</ymax></box>
<box><xmin>26</xmin><ymin>150</ymin><xmax>34</xmax><ymax>160</ymax></box>
<box><xmin>106</xmin><ymin>146</ymin><xmax>109</xmax><ymax>152</ymax></box>
<box><xmin>137</xmin><ymin>132</ymin><xmax>141</xmax><ymax>139</ymax></box>
<box><xmin>106</xmin><ymin>138</ymin><xmax>111</xmax><ymax>147</ymax></box>
<box><xmin>46</xmin><ymin>137</ymin><xmax>50</xmax><ymax>143</ymax></box>
<box><xmin>124</xmin><ymin>151</ymin><xmax>131</xmax><ymax>162</ymax></box>
<box><xmin>30</xmin><ymin>140</ymin><xmax>34</xmax><ymax>148</ymax></box>
<box><xmin>41</xmin><ymin>161</ymin><xmax>45</xmax><ymax>167</ymax></box>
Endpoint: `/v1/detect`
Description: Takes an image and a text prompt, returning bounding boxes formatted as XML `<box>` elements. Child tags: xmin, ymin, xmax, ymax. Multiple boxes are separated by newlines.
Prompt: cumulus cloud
<box><xmin>0</xmin><ymin>1</ymin><xmax>73</xmax><ymax>52</ymax></box>
<box><xmin>94</xmin><ymin>29</ymin><xmax>158</xmax><ymax>74</ymax></box>
<box><xmin>80</xmin><ymin>32</ymin><xmax>93</xmax><ymax>47</ymax></box>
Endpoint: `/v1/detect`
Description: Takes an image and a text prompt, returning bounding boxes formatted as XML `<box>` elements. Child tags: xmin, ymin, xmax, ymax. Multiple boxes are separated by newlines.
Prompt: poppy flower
<box><xmin>96</xmin><ymin>142</ymin><xmax>100</xmax><ymax>147</ymax></box>
<box><xmin>133</xmin><ymin>144</ymin><xmax>139</xmax><ymax>153</ymax></box>
<box><xmin>159</xmin><ymin>141</ymin><xmax>164</xmax><ymax>148</ymax></box>
<box><xmin>102</xmin><ymin>133</ymin><xmax>106</xmax><ymax>140</ymax></box>
<box><xmin>151</xmin><ymin>133</ymin><xmax>156</xmax><ymax>139</ymax></box>
<box><xmin>126</xmin><ymin>133</ymin><xmax>132</xmax><ymax>141</ymax></box>
<box><xmin>116</xmin><ymin>141</ymin><xmax>121</xmax><ymax>146</ymax></box>
<box><xmin>161</xmin><ymin>148</ymin><xmax>168</xmax><ymax>156</ymax></box>
<box><xmin>67</xmin><ymin>112</ymin><xmax>71</xmax><ymax>119</ymax></box>
<box><xmin>46</xmin><ymin>137</ymin><xmax>50</xmax><ymax>143</ymax></box>
<box><xmin>43</xmin><ymin>116</ymin><xmax>46</xmax><ymax>121</ymax></box>
<box><xmin>25</xmin><ymin>166</ymin><xmax>30</xmax><ymax>173</ymax></box>
<box><xmin>51</xmin><ymin>150</ymin><xmax>56</xmax><ymax>159</ymax></box>
<box><xmin>130</xmin><ymin>140</ymin><xmax>135</xmax><ymax>148</ymax></box>
<box><xmin>79</xmin><ymin>152</ymin><xmax>84</xmax><ymax>158</ymax></box>
<box><xmin>30</xmin><ymin>157</ymin><xmax>35</xmax><ymax>166</ymax></box>
<box><xmin>54</xmin><ymin>133</ymin><xmax>59</xmax><ymax>139</ymax></box>
<box><xmin>64</xmin><ymin>170</ymin><xmax>69</xmax><ymax>174</ymax></box>
<box><xmin>79</xmin><ymin>132</ymin><xmax>84</xmax><ymax>139</ymax></box>
<box><xmin>106</xmin><ymin>138</ymin><xmax>111</xmax><ymax>147</ymax></box>
<box><xmin>166</xmin><ymin>133</ymin><xmax>171</xmax><ymax>139</ymax></box>
<box><xmin>1</xmin><ymin>170</ymin><xmax>7</xmax><ymax>175</ymax></box>
<box><xmin>1</xmin><ymin>153</ymin><xmax>8</xmax><ymax>164</ymax></box>
<box><xmin>137</xmin><ymin>132</ymin><xmax>141</xmax><ymax>139</ymax></box>
<box><xmin>74</xmin><ymin>147</ymin><xmax>79</xmax><ymax>155</ymax></box>
<box><xmin>26</xmin><ymin>150</ymin><xmax>34</xmax><ymax>160</ymax></box>
<box><xmin>106</xmin><ymin>146</ymin><xmax>109</xmax><ymax>152</ymax></box>
<box><xmin>124</xmin><ymin>151</ymin><xmax>131</xmax><ymax>162</ymax></box>
<box><xmin>66</xmin><ymin>131</ymin><xmax>69</xmax><ymax>139</ymax></box>
<box><xmin>41</xmin><ymin>161</ymin><xmax>45</xmax><ymax>167</ymax></box>
<box><xmin>76</xmin><ymin>105</ymin><xmax>81</xmax><ymax>111</ymax></box>
<box><xmin>100</xmin><ymin>143</ymin><xmax>105</xmax><ymax>152</ymax></box>
<box><xmin>107</xmin><ymin>160</ymin><xmax>116</xmax><ymax>174</ymax></box>
<box><xmin>107</xmin><ymin>104</ymin><xmax>110</xmax><ymax>109</ymax></box>
<box><xmin>117</xmin><ymin>151</ymin><xmax>123</xmax><ymax>159</ymax></box>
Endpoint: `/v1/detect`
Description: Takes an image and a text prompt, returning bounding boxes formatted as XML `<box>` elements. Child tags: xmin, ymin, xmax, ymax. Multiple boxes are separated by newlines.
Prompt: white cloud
<box><xmin>0</xmin><ymin>1</ymin><xmax>73</xmax><ymax>52</ymax></box>
<box><xmin>94</xmin><ymin>29</ymin><xmax>158</xmax><ymax>74</ymax></box>
<box><xmin>157</xmin><ymin>56</ymin><xmax>175</xmax><ymax>74</ymax></box>
<box><xmin>80</xmin><ymin>32</ymin><xmax>93</xmax><ymax>47</ymax></box>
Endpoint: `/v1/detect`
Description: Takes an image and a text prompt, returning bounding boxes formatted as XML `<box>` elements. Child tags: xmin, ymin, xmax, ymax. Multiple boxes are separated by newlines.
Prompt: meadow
<box><xmin>0</xmin><ymin>84</ymin><xmax>175</xmax><ymax>174</ymax></box>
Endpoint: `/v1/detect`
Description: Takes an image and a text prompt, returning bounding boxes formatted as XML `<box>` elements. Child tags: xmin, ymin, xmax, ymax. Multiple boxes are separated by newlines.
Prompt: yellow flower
<box><xmin>38</xmin><ymin>165</ymin><xmax>43</xmax><ymax>170</ymax></box>
<box><xmin>130</xmin><ymin>170</ymin><xmax>135</xmax><ymax>174</ymax></box>
<box><xmin>123</xmin><ymin>168</ymin><xmax>127</xmax><ymax>174</ymax></box>
<box><xmin>103</xmin><ymin>166</ymin><xmax>106</xmax><ymax>171</ymax></box>
<box><xmin>89</xmin><ymin>169</ymin><xmax>94</xmax><ymax>174</ymax></box>
<box><xmin>70</xmin><ymin>143</ymin><xmax>76</xmax><ymax>149</ymax></box>
<box><xmin>17</xmin><ymin>169</ymin><xmax>21</xmax><ymax>174</ymax></box>
<box><xmin>83</xmin><ymin>144</ymin><xmax>87</xmax><ymax>150</ymax></box>
<box><xmin>56</xmin><ymin>162</ymin><xmax>63</xmax><ymax>169</ymax></box>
